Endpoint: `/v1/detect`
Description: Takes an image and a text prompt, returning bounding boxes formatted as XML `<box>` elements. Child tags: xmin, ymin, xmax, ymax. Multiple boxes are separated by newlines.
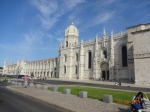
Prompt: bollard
<box><xmin>11</xmin><ymin>81</ymin><xmax>15</xmax><ymax>84</ymax></box>
<box><xmin>8</xmin><ymin>80</ymin><xmax>12</xmax><ymax>83</ymax></box>
<box><xmin>103</xmin><ymin>95</ymin><xmax>113</xmax><ymax>103</ymax></box>
<box><xmin>29</xmin><ymin>83</ymin><xmax>34</xmax><ymax>87</ymax></box>
<box><xmin>14</xmin><ymin>81</ymin><xmax>18</xmax><ymax>85</ymax></box>
<box><xmin>35</xmin><ymin>84</ymin><xmax>42</xmax><ymax>89</ymax></box>
<box><xmin>63</xmin><ymin>89</ymin><xmax>71</xmax><ymax>94</ymax></box>
<box><xmin>18</xmin><ymin>82</ymin><xmax>22</xmax><ymax>85</ymax></box>
<box><xmin>41</xmin><ymin>85</ymin><xmax>48</xmax><ymax>90</ymax></box>
<box><xmin>52</xmin><ymin>86</ymin><xmax>58</xmax><ymax>92</ymax></box>
<box><xmin>79</xmin><ymin>91</ymin><xmax>87</xmax><ymax>98</ymax></box>
<box><xmin>43</xmin><ymin>85</ymin><xmax>48</xmax><ymax>90</ymax></box>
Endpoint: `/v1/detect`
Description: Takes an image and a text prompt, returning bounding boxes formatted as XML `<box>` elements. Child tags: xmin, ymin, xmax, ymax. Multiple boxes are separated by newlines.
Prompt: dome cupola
<box><xmin>65</xmin><ymin>23</ymin><xmax>79</xmax><ymax>37</ymax></box>
<box><xmin>64</xmin><ymin>23</ymin><xmax>79</xmax><ymax>47</ymax></box>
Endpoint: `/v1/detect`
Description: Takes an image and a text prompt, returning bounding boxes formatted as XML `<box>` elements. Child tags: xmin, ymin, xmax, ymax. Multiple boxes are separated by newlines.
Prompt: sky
<box><xmin>0</xmin><ymin>0</ymin><xmax>150</xmax><ymax>67</ymax></box>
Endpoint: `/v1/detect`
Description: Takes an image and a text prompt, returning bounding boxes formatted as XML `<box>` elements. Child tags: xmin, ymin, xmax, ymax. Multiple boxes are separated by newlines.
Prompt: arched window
<box><xmin>88</xmin><ymin>51</ymin><xmax>92</xmax><ymax>69</ymax></box>
<box><xmin>103</xmin><ymin>50</ymin><xmax>107</xmax><ymax>58</ymax></box>
<box><xmin>76</xmin><ymin>53</ymin><xmax>78</xmax><ymax>61</ymax></box>
<box><xmin>64</xmin><ymin>55</ymin><xmax>67</xmax><ymax>62</ymax></box>
<box><xmin>66</xmin><ymin>41</ymin><xmax>68</xmax><ymax>47</ymax></box>
<box><xmin>64</xmin><ymin>65</ymin><xmax>66</xmax><ymax>73</ymax></box>
<box><xmin>75</xmin><ymin>65</ymin><xmax>77</xmax><ymax>74</ymax></box>
<box><xmin>122</xmin><ymin>46</ymin><xmax>128</xmax><ymax>67</ymax></box>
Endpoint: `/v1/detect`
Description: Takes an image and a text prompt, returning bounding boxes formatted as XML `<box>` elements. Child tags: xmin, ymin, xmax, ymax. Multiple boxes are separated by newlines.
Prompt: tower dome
<box><xmin>65</xmin><ymin>23</ymin><xmax>79</xmax><ymax>36</ymax></box>
<box><xmin>64</xmin><ymin>23</ymin><xmax>79</xmax><ymax>47</ymax></box>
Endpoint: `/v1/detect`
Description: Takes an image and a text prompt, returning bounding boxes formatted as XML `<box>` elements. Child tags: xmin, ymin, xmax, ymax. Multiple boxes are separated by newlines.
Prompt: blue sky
<box><xmin>0</xmin><ymin>0</ymin><xmax>150</xmax><ymax>67</ymax></box>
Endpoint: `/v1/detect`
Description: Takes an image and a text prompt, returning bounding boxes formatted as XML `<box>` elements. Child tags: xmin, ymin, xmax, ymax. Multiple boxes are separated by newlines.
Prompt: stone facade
<box><xmin>0</xmin><ymin>67</ymin><xmax>3</xmax><ymax>75</ymax></box>
<box><xmin>3</xmin><ymin>23</ymin><xmax>150</xmax><ymax>84</ymax></box>
<box><xmin>58</xmin><ymin>23</ymin><xmax>129</xmax><ymax>81</ymax></box>
<box><xmin>58</xmin><ymin>23</ymin><xmax>150</xmax><ymax>84</ymax></box>
<box><xmin>3</xmin><ymin>58</ymin><xmax>58</xmax><ymax>78</ymax></box>
<box><xmin>127</xmin><ymin>24</ymin><xmax>150</xmax><ymax>84</ymax></box>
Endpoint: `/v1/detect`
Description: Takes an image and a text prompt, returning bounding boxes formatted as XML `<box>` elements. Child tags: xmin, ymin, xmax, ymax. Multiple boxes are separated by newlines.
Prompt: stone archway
<box><xmin>40</xmin><ymin>71</ymin><xmax>42</xmax><ymax>77</ymax></box>
<box><xmin>35</xmin><ymin>72</ymin><xmax>36</xmax><ymax>77</ymax></box>
<box><xmin>51</xmin><ymin>71</ymin><xmax>53</xmax><ymax>78</ymax></box>
<box><xmin>37</xmin><ymin>71</ymin><xmax>39</xmax><ymax>77</ymax></box>
<box><xmin>47</xmin><ymin>71</ymin><xmax>49</xmax><ymax>77</ymax></box>
<box><xmin>44</xmin><ymin>71</ymin><xmax>46</xmax><ymax>76</ymax></box>
<box><xmin>100</xmin><ymin>62</ymin><xmax>109</xmax><ymax>80</ymax></box>
<box><xmin>17</xmin><ymin>71</ymin><xmax>20</xmax><ymax>75</ymax></box>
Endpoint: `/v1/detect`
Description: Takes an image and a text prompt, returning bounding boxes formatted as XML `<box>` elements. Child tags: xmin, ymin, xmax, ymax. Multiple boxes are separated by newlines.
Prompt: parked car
<box><xmin>7</xmin><ymin>75</ymin><xmax>11</xmax><ymax>78</ymax></box>
<box><xmin>18</xmin><ymin>75</ymin><xmax>25</xmax><ymax>79</ymax></box>
<box><xmin>11</xmin><ymin>75</ymin><xmax>18</xmax><ymax>78</ymax></box>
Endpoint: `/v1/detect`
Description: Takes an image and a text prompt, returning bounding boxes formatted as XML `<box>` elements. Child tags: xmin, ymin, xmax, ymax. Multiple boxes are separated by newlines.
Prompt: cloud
<box><xmin>23</xmin><ymin>30</ymin><xmax>44</xmax><ymax>46</ymax></box>
<box><xmin>68</xmin><ymin>9</ymin><xmax>84</xmax><ymax>25</ymax></box>
<box><xmin>64</xmin><ymin>0</ymin><xmax>86</xmax><ymax>8</ymax></box>
<box><xmin>39</xmin><ymin>14</ymin><xmax>59</xmax><ymax>30</ymax></box>
<box><xmin>85</xmin><ymin>0</ymin><xmax>116</xmax><ymax>10</ymax></box>
<box><xmin>88</xmin><ymin>11</ymin><xmax>115</xmax><ymax>27</ymax></box>
<box><xmin>31</xmin><ymin>0</ymin><xmax>58</xmax><ymax>30</ymax></box>
<box><xmin>29</xmin><ymin>0</ymin><xmax>86</xmax><ymax>48</ymax></box>
<box><xmin>0</xmin><ymin>30</ymin><xmax>53</xmax><ymax>58</ymax></box>
<box><xmin>31</xmin><ymin>0</ymin><xmax>58</xmax><ymax>16</ymax></box>
<box><xmin>47</xmin><ymin>30</ymin><xmax>64</xmax><ymax>42</ymax></box>
<box><xmin>30</xmin><ymin>0</ymin><xmax>86</xmax><ymax>30</ymax></box>
<box><xmin>67</xmin><ymin>0</ymin><xmax>117</xmax><ymax>30</ymax></box>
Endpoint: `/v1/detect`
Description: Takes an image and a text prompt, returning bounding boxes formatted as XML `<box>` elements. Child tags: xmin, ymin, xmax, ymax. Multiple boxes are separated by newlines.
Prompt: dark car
<box><xmin>11</xmin><ymin>75</ymin><xmax>18</xmax><ymax>78</ymax></box>
<box><xmin>18</xmin><ymin>75</ymin><xmax>25</xmax><ymax>79</ymax></box>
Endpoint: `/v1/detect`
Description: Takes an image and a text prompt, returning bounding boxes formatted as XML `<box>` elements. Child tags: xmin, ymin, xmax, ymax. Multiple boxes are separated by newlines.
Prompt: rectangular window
<box><xmin>75</xmin><ymin>65</ymin><xmax>77</xmax><ymax>74</ymax></box>
<box><xmin>88</xmin><ymin>51</ymin><xmax>92</xmax><ymax>69</ymax></box>
<box><xmin>76</xmin><ymin>53</ymin><xmax>78</xmax><ymax>61</ymax></box>
<box><xmin>122</xmin><ymin>46</ymin><xmax>128</xmax><ymax>67</ymax></box>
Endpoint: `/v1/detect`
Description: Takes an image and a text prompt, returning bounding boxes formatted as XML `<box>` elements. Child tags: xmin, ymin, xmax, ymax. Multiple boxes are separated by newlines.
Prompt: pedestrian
<box><xmin>115</xmin><ymin>81</ymin><xmax>119</xmax><ymax>85</ymax></box>
<box><xmin>131</xmin><ymin>92</ymin><xmax>149</xmax><ymax>112</ymax></box>
<box><xmin>24</xmin><ymin>75</ymin><xmax>28</xmax><ymax>88</ymax></box>
<box><xmin>31</xmin><ymin>72</ymin><xmax>34</xmax><ymax>82</ymax></box>
<box><xmin>119</xmin><ymin>82</ymin><xmax>121</xmax><ymax>86</ymax></box>
<box><xmin>43</xmin><ymin>76</ymin><xmax>45</xmax><ymax>81</ymax></box>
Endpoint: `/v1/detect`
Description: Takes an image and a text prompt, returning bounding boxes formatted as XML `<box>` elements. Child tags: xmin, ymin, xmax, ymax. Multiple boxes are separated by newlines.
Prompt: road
<box><xmin>35</xmin><ymin>79</ymin><xmax>150</xmax><ymax>92</ymax></box>
<box><xmin>0</xmin><ymin>82</ymin><xmax>67</xmax><ymax>112</ymax></box>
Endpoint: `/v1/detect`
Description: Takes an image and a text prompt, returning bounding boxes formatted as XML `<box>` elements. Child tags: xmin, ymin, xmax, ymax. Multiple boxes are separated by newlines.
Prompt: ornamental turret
<box><xmin>102</xmin><ymin>28</ymin><xmax>106</xmax><ymax>47</ymax></box>
<box><xmin>64</xmin><ymin>23</ymin><xmax>79</xmax><ymax>47</ymax></box>
<box><xmin>110</xmin><ymin>30</ymin><xmax>114</xmax><ymax>64</ymax></box>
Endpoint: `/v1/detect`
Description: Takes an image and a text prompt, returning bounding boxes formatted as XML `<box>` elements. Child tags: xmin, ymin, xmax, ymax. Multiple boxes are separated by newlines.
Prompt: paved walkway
<box><xmin>7</xmin><ymin>83</ymin><xmax>131</xmax><ymax>112</ymax></box>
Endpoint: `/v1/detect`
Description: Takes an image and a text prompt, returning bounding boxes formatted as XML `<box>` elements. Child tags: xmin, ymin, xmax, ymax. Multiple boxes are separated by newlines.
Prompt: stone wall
<box><xmin>133</xmin><ymin>24</ymin><xmax>150</xmax><ymax>84</ymax></box>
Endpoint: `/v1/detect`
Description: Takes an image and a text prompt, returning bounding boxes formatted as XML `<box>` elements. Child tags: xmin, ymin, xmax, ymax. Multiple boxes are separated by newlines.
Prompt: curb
<box><xmin>6</xmin><ymin>86</ymin><xmax>75</xmax><ymax>112</ymax></box>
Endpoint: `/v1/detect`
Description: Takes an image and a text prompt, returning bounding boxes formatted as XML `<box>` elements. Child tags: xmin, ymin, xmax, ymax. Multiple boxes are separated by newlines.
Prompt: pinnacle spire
<box><xmin>111</xmin><ymin>30</ymin><xmax>113</xmax><ymax>37</ymax></box>
<box><xmin>96</xmin><ymin>33</ymin><xmax>98</xmax><ymax>38</ymax></box>
<box><xmin>81</xmin><ymin>38</ymin><xmax>83</xmax><ymax>43</ymax></box>
<box><xmin>102</xmin><ymin>27</ymin><xmax>106</xmax><ymax>36</ymax></box>
<box><xmin>95</xmin><ymin>34</ymin><xmax>98</xmax><ymax>42</ymax></box>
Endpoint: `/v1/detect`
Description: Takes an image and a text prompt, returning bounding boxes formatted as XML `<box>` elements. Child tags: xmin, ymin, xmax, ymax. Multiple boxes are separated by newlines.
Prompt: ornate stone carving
<box><xmin>134</xmin><ymin>52</ymin><xmax>150</xmax><ymax>59</ymax></box>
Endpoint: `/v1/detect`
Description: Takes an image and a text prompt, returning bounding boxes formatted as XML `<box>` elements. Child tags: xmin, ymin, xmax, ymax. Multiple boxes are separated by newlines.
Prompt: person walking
<box><xmin>24</xmin><ymin>75</ymin><xmax>28</xmax><ymax>88</ymax></box>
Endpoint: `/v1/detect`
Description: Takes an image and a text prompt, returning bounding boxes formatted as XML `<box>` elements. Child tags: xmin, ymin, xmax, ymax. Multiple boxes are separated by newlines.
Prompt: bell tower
<box><xmin>64</xmin><ymin>23</ymin><xmax>79</xmax><ymax>47</ymax></box>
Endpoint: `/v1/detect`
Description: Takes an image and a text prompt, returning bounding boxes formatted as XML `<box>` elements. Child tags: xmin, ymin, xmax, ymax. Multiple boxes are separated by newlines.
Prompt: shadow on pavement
<box><xmin>118</xmin><ymin>107</ymin><xmax>131</xmax><ymax>112</ymax></box>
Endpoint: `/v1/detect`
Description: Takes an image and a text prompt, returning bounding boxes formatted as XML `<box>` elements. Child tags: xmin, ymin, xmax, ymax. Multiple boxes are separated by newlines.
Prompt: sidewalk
<box><xmin>7</xmin><ymin>84</ymin><xmax>130</xmax><ymax>112</ymax></box>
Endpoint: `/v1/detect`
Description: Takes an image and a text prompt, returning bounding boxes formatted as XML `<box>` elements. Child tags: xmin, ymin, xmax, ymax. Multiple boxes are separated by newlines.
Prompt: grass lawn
<box><xmin>48</xmin><ymin>86</ymin><xmax>150</xmax><ymax>105</ymax></box>
<box><xmin>0</xmin><ymin>77</ymin><xmax>11</xmax><ymax>80</ymax></box>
